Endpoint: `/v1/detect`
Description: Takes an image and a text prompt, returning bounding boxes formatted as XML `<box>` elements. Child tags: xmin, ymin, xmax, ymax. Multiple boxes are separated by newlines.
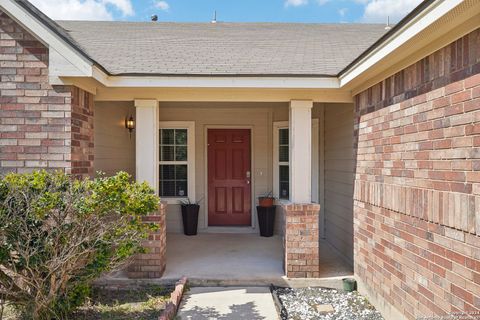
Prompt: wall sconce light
<box><xmin>125</xmin><ymin>115</ymin><xmax>135</xmax><ymax>138</ymax></box>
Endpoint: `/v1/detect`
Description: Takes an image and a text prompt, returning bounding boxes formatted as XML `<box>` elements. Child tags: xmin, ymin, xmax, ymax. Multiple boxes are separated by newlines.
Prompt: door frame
<box><xmin>203</xmin><ymin>125</ymin><xmax>255</xmax><ymax>230</ymax></box>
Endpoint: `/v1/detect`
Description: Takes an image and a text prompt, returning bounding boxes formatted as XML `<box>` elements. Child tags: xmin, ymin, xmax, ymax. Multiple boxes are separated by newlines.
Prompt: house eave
<box><xmin>6</xmin><ymin>0</ymin><xmax>476</xmax><ymax>98</ymax></box>
<box><xmin>339</xmin><ymin>0</ymin><xmax>480</xmax><ymax>94</ymax></box>
<box><xmin>0</xmin><ymin>0</ymin><xmax>95</xmax><ymax>77</ymax></box>
<box><xmin>89</xmin><ymin>67</ymin><xmax>341</xmax><ymax>89</ymax></box>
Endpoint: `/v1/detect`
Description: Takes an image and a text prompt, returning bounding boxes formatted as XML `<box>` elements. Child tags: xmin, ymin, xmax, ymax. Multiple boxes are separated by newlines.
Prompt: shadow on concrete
<box><xmin>178</xmin><ymin>301</ymin><xmax>266</xmax><ymax>320</ymax></box>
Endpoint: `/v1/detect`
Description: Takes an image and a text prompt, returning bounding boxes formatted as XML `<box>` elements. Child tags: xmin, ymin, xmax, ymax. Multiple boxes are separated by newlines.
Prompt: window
<box><xmin>159</xmin><ymin>122</ymin><xmax>195</xmax><ymax>200</ymax></box>
<box><xmin>278</xmin><ymin>128</ymin><xmax>290</xmax><ymax>200</ymax></box>
<box><xmin>273</xmin><ymin>120</ymin><xmax>319</xmax><ymax>202</ymax></box>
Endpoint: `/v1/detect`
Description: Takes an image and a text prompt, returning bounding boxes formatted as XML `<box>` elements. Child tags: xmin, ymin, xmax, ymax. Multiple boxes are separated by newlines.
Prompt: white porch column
<box><xmin>135</xmin><ymin>99</ymin><xmax>159</xmax><ymax>194</ymax></box>
<box><xmin>289</xmin><ymin>100</ymin><xmax>313</xmax><ymax>203</ymax></box>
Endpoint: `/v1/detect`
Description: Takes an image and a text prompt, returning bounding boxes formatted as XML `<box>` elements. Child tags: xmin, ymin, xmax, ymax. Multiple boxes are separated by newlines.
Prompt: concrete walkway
<box><xmin>177</xmin><ymin>287</ymin><xmax>278</xmax><ymax>320</ymax></box>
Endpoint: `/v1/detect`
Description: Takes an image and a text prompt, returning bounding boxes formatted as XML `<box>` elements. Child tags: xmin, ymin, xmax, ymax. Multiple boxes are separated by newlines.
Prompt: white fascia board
<box><xmin>49</xmin><ymin>48</ymin><xmax>89</xmax><ymax>77</ymax></box>
<box><xmin>339</xmin><ymin>0</ymin><xmax>464</xmax><ymax>87</ymax></box>
<box><xmin>0</xmin><ymin>0</ymin><xmax>93</xmax><ymax>77</ymax></box>
<box><xmin>92</xmin><ymin>66</ymin><xmax>340</xmax><ymax>89</ymax></box>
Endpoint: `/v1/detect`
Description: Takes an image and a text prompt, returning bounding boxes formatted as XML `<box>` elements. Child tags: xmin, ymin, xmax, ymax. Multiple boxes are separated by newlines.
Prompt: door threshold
<box><xmin>204</xmin><ymin>226</ymin><xmax>257</xmax><ymax>234</ymax></box>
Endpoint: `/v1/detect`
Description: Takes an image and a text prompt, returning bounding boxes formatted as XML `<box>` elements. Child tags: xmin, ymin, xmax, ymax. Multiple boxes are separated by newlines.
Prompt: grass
<box><xmin>73</xmin><ymin>285</ymin><xmax>171</xmax><ymax>320</ymax></box>
<box><xmin>1</xmin><ymin>303</ymin><xmax>18</xmax><ymax>320</ymax></box>
<box><xmin>1</xmin><ymin>285</ymin><xmax>171</xmax><ymax>320</ymax></box>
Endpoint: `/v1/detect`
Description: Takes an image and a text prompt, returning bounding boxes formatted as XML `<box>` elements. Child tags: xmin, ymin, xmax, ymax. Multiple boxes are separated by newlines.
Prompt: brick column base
<box><xmin>127</xmin><ymin>202</ymin><xmax>167</xmax><ymax>279</ymax></box>
<box><xmin>283</xmin><ymin>203</ymin><xmax>321</xmax><ymax>278</ymax></box>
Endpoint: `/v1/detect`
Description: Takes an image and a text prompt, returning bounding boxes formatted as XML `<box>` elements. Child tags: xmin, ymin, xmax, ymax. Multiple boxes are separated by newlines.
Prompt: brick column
<box><xmin>127</xmin><ymin>202</ymin><xmax>167</xmax><ymax>279</ymax></box>
<box><xmin>283</xmin><ymin>203</ymin><xmax>320</xmax><ymax>278</ymax></box>
<box><xmin>70</xmin><ymin>87</ymin><xmax>94</xmax><ymax>177</ymax></box>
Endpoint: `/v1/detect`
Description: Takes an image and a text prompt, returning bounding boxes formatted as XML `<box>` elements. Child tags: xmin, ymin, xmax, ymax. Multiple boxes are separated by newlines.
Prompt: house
<box><xmin>0</xmin><ymin>0</ymin><xmax>479</xmax><ymax>318</ymax></box>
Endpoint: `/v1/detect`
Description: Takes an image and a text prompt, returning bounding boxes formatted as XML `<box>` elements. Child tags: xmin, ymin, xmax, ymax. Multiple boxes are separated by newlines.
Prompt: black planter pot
<box><xmin>181</xmin><ymin>204</ymin><xmax>200</xmax><ymax>236</ymax></box>
<box><xmin>256</xmin><ymin>205</ymin><xmax>276</xmax><ymax>237</ymax></box>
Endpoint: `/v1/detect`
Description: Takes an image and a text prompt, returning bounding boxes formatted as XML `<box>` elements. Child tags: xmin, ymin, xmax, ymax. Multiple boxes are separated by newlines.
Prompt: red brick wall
<box><xmin>71</xmin><ymin>87</ymin><xmax>94</xmax><ymax>177</ymax></box>
<box><xmin>127</xmin><ymin>202</ymin><xmax>167</xmax><ymax>279</ymax></box>
<box><xmin>283</xmin><ymin>203</ymin><xmax>321</xmax><ymax>278</ymax></box>
<box><xmin>354</xmin><ymin>29</ymin><xmax>480</xmax><ymax>318</ymax></box>
<box><xmin>0</xmin><ymin>10</ymin><xmax>93</xmax><ymax>177</ymax></box>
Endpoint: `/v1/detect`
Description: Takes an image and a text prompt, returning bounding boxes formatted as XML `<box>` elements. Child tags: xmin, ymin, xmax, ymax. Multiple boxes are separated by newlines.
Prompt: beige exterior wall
<box><xmin>92</xmin><ymin>100</ymin><xmax>355</xmax><ymax>251</ymax></box>
<box><xmin>159</xmin><ymin>102</ymin><xmax>288</xmax><ymax>233</ymax></box>
<box><xmin>323</xmin><ymin>103</ymin><xmax>355</xmax><ymax>265</ymax></box>
<box><xmin>94</xmin><ymin>101</ymin><xmax>136</xmax><ymax>177</ymax></box>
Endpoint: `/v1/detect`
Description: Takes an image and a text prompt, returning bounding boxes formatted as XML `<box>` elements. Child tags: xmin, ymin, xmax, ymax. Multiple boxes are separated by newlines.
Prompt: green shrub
<box><xmin>0</xmin><ymin>171</ymin><xmax>160</xmax><ymax>320</ymax></box>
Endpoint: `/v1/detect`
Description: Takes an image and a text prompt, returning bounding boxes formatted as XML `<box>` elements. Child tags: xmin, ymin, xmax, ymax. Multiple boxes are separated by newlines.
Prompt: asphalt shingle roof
<box><xmin>55</xmin><ymin>21</ymin><xmax>388</xmax><ymax>76</ymax></box>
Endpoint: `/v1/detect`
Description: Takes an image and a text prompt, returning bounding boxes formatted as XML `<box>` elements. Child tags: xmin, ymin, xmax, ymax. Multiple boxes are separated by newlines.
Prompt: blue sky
<box><xmin>131</xmin><ymin>0</ymin><xmax>368</xmax><ymax>23</ymax></box>
<box><xmin>31</xmin><ymin>0</ymin><xmax>423</xmax><ymax>24</ymax></box>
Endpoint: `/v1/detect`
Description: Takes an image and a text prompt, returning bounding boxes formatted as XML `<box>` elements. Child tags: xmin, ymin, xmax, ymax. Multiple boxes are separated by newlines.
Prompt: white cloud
<box><xmin>155</xmin><ymin>1</ymin><xmax>170</xmax><ymax>11</ymax></box>
<box><xmin>29</xmin><ymin>0</ymin><xmax>134</xmax><ymax>21</ymax></box>
<box><xmin>338</xmin><ymin>7</ymin><xmax>348</xmax><ymax>17</ymax></box>
<box><xmin>285</xmin><ymin>0</ymin><xmax>329</xmax><ymax>7</ymax></box>
<box><xmin>103</xmin><ymin>0</ymin><xmax>134</xmax><ymax>16</ymax></box>
<box><xmin>361</xmin><ymin>0</ymin><xmax>422</xmax><ymax>23</ymax></box>
<box><xmin>284</xmin><ymin>0</ymin><xmax>308</xmax><ymax>7</ymax></box>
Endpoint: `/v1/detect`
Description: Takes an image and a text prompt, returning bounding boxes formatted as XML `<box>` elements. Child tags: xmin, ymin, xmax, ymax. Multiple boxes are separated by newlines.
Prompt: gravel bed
<box><xmin>273</xmin><ymin>287</ymin><xmax>384</xmax><ymax>320</ymax></box>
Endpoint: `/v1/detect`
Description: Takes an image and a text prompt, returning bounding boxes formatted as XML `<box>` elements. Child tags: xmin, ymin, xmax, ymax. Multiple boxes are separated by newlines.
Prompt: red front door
<box><xmin>208</xmin><ymin>129</ymin><xmax>251</xmax><ymax>226</ymax></box>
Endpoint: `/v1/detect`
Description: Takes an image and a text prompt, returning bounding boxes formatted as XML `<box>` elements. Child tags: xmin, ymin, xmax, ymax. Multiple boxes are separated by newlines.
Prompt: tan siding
<box><xmin>159</xmin><ymin>102</ymin><xmax>288</xmax><ymax>233</ymax></box>
<box><xmin>94</xmin><ymin>101</ymin><xmax>136</xmax><ymax>177</ymax></box>
<box><xmin>93</xmin><ymin>101</ymin><xmax>325</xmax><ymax>237</ymax></box>
<box><xmin>324</xmin><ymin>103</ymin><xmax>354</xmax><ymax>265</ymax></box>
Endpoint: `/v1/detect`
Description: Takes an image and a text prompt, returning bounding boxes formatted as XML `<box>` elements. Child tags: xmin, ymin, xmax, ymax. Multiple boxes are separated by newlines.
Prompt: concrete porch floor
<box><xmin>162</xmin><ymin>233</ymin><xmax>353</xmax><ymax>288</ymax></box>
<box><xmin>97</xmin><ymin>233</ymin><xmax>353</xmax><ymax>288</ymax></box>
<box><xmin>162</xmin><ymin>233</ymin><xmax>284</xmax><ymax>285</ymax></box>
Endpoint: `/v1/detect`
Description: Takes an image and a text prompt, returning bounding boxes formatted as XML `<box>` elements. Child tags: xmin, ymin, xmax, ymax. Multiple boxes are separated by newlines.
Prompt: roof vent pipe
<box><xmin>211</xmin><ymin>10</ymin><xmax>217</xmax><ymax>24</ymax></box>
<box><xmin>385</xmin><ymin>16</ymin><xmax>391</xmax><ymax>30</ymax></box>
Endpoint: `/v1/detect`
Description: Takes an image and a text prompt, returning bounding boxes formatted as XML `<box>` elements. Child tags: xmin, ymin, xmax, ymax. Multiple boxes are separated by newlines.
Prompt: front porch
<box><xmin>93</xmin><ymin>98</ymin><xmax>356</xmax><ymax>281</ymax></box>
<box><xmin>98</xmin><ymin>233</ymin><xmax>353</xmax><ymax>288</ymax></box>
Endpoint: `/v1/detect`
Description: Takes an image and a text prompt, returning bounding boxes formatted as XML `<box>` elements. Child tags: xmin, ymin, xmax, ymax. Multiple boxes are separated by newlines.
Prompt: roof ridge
<box><xmin>56</xmin><ymin>20</ymin><xmax>386</xmax><ymax>26</ymax></box>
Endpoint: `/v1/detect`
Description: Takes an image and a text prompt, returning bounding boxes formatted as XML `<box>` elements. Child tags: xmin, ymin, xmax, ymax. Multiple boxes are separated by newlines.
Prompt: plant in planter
<box><xmin>257</xmin><ymin>192</ymin><xmax>277</xmax><ymax>237</ymax></box>
<box><xmin>179</xmin><ymin>198</ymin><xmax>202</xmax><ymax>236</ymax></box>
<box><xmin>258</xmin><ymin>191</ymin><xmax>276</xmax><ymax>207</ymax></box>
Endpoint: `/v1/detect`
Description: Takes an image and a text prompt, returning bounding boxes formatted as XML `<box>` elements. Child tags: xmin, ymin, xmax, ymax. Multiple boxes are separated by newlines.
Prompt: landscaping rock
<box><xmin>315</xmin><ymin>304</ymin><xmax>335</xmax><ymax>314</ymax></box>
<box><xmin>273</xmin><ymin>287</ymin><xmax>384</xmax><ymax>320</ymax></box>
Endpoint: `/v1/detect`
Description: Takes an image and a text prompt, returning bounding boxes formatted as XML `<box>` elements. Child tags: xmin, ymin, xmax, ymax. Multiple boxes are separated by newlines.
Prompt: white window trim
<box><xmin>273</xmin><ymin>119</ymin><xmax>319</xmax><ymax>203</ymax></box>
<box><xmin>273</xmin><ymin>121</ymin><xmax>289</xmax><ymax>203</ymax></box>
<box><xmin>158</xmin><ymin>121</ymin><xmax>196</xmax><ymax>204</ymax></box>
